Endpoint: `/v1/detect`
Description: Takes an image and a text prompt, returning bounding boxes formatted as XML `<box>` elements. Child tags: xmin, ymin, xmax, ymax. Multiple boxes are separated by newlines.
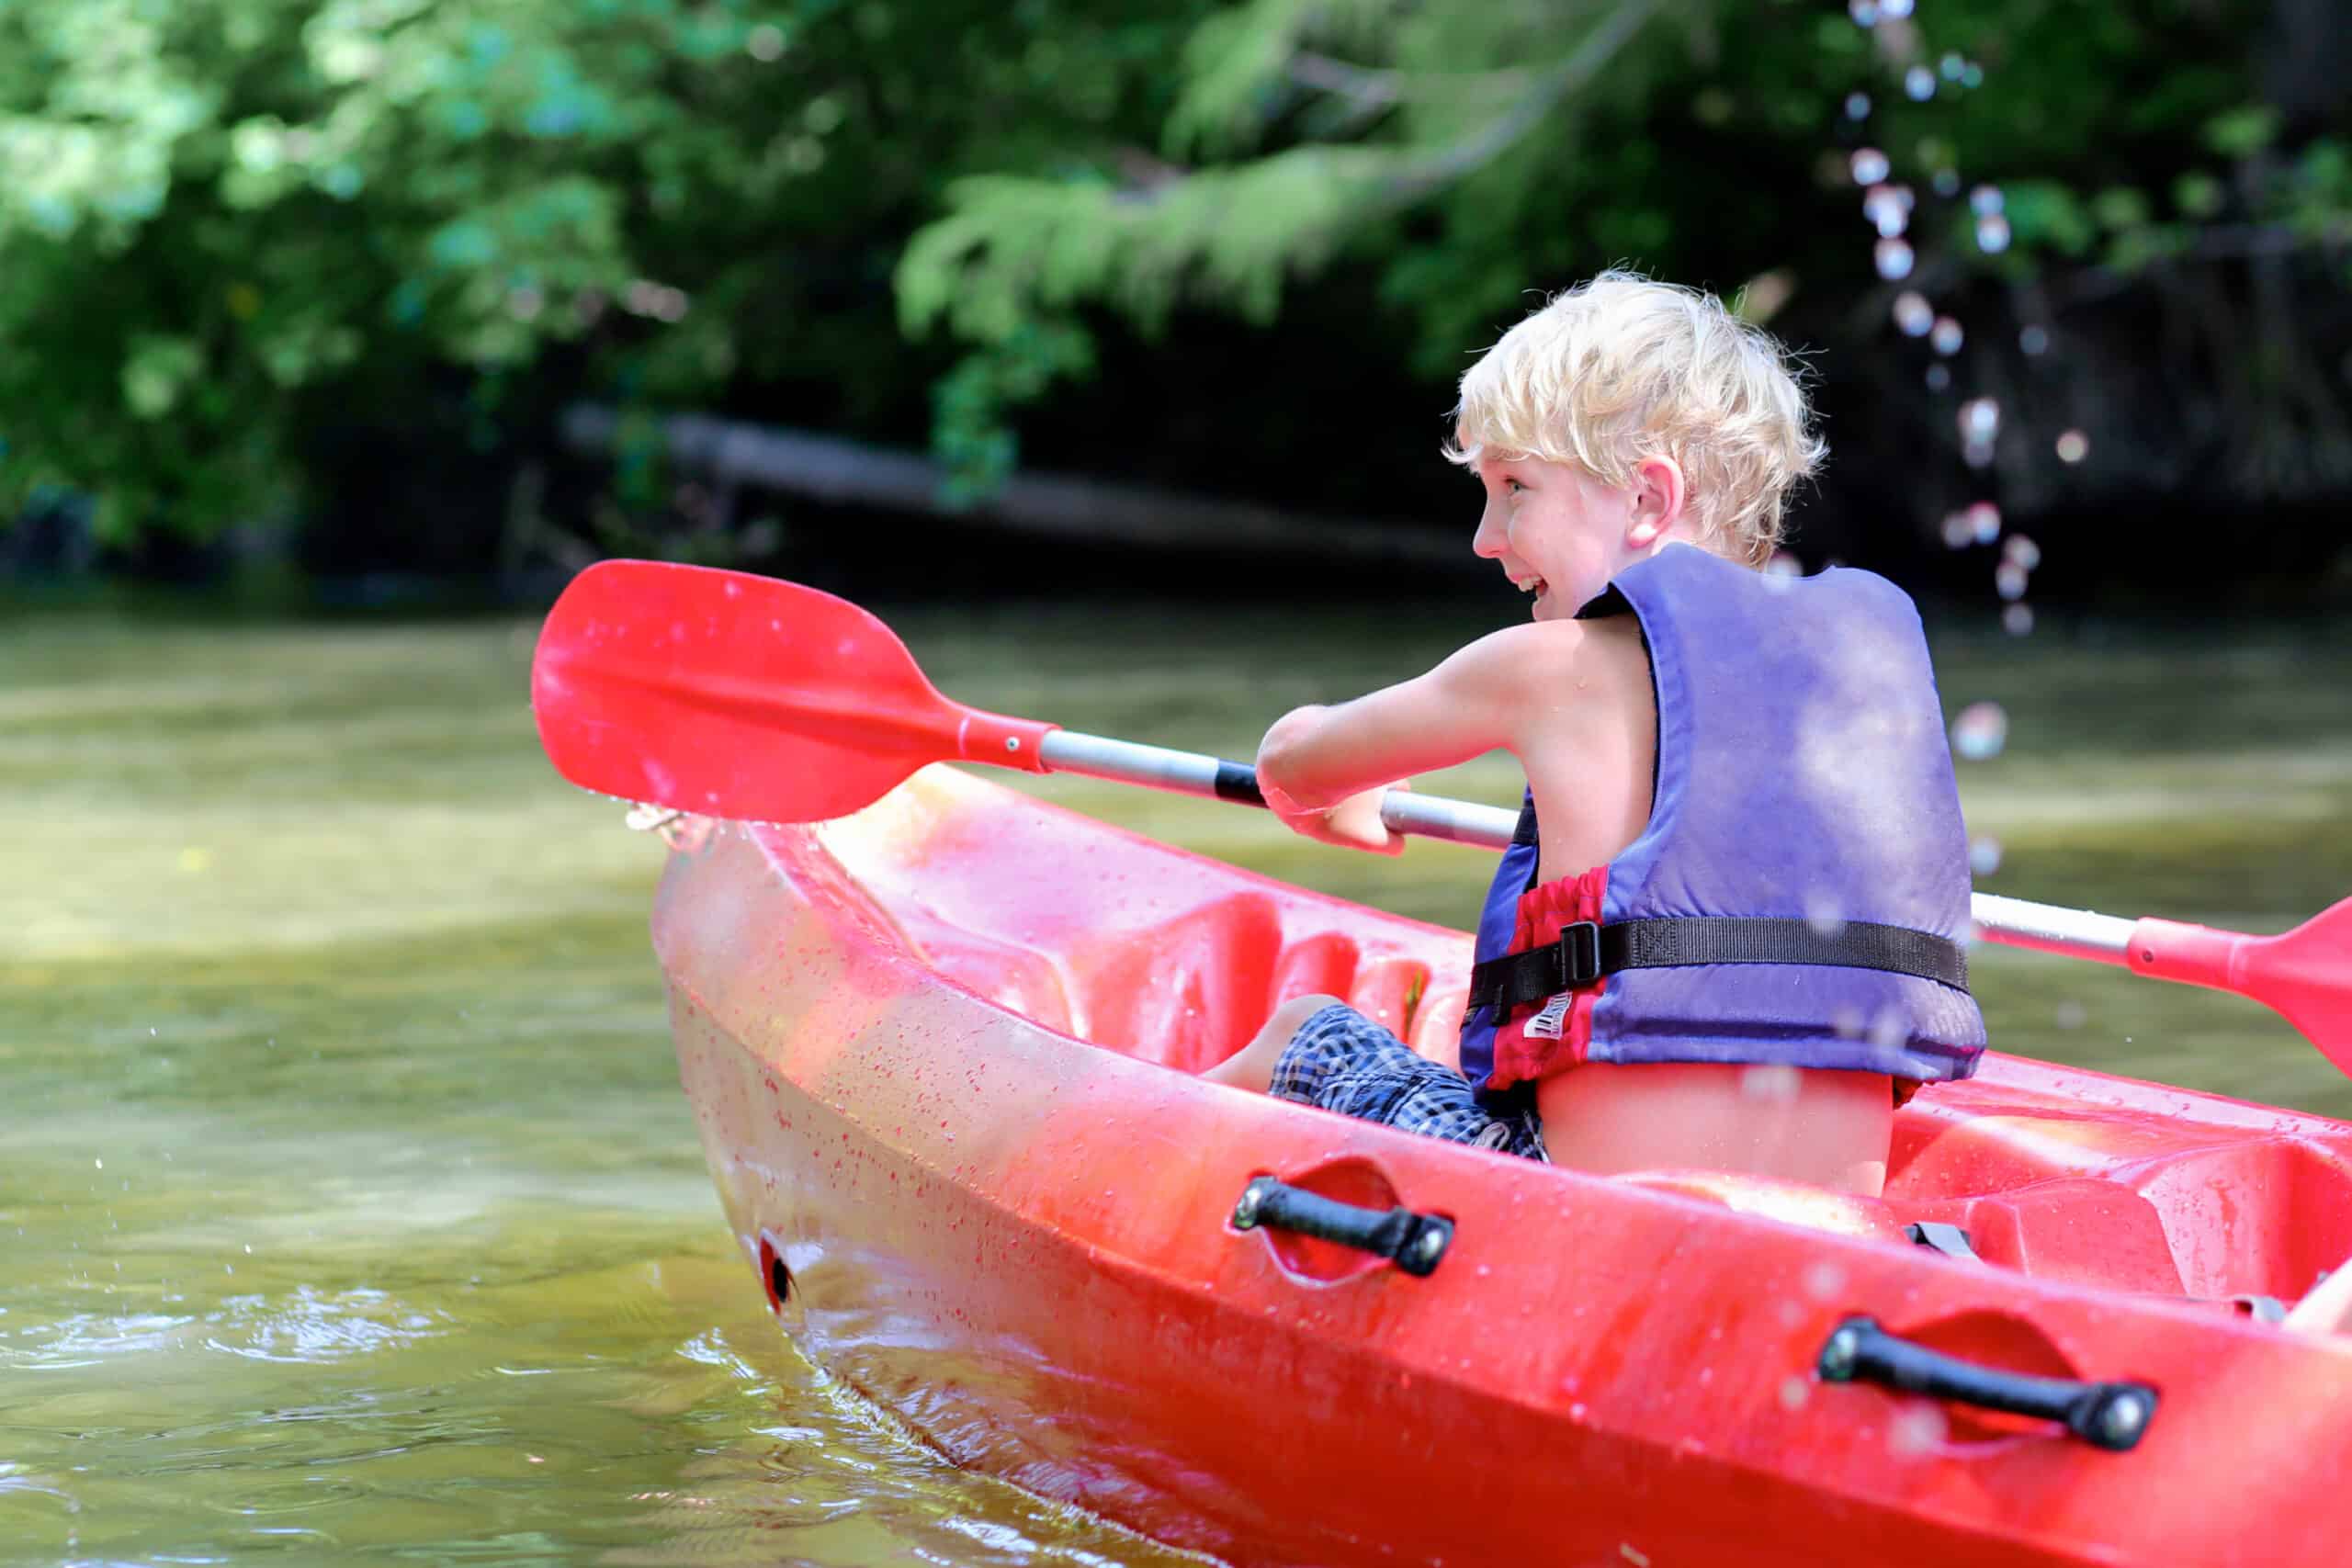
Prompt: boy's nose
<box><xmin>1472</xmin><ymin>506</ymin><xmax>1505</xmax><ymax>558</ymax></box>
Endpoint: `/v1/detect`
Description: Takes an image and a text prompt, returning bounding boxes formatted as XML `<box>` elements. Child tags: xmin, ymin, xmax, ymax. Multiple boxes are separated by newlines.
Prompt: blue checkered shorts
<box><xmin>1269</xmin><ymin>1003</ymin><xmax>1548</xmax><ymax>1161</ymax></box>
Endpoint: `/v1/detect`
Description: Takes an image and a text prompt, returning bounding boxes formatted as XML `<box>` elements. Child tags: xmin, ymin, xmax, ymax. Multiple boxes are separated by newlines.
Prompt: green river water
<box><xmin>6</xmin><ymin>602</ymin><xmax>2351</xmax><ymax>1565</ymax></box>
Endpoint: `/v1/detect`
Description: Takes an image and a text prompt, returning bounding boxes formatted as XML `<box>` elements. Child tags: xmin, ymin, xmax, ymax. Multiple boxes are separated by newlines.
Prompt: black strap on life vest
<box><xmin>1465</xmin><ymin>916</ymin><xmax>1972</xmax><ymax>1015</ymax></box>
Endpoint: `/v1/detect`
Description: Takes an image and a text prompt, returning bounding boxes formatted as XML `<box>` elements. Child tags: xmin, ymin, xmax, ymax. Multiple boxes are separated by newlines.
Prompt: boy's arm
<box><xmin>1257</xmin><ymin>620</ymin><xmax>1585</xmax><ymax>849</ymax></box>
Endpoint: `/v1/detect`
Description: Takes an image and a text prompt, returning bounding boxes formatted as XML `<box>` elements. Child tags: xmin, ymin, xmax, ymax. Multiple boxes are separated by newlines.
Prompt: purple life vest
<box><xmin>1457</xmin><ymin>544</ymin><xmax>1988</xmax><ymax>1095</ymax></box>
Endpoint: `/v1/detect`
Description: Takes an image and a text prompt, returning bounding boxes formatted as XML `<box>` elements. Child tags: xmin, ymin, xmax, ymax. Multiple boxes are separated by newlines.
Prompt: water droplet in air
<box><xmin>2055</xmin><ymin>429</ymin><xmax>2089</xmax><ymax>463</ymax></box>
<box><xmin>1904</xmin><ymin>65</ymin><xmax>1936</xmax><ymax>100</ymax></box>
<box><xmin>1996</xmin><ymin>560</ymin><xmax>2029</xmax><ymax>601</ymax></box>
<box><xmin>1968</xmin><ymin>501</ymin><xmax>2002</xmax><ymax>543</ymax></box>
<box><xmin>1924</xmin><ymin>363</ymin><xmax>1951</xmax><ymax>392</ymax></box>
<box><xmin>1848</xmin><ymin>0</ymin><xmax>1880</xmax><ymax>24</ymax></box>
<box><xmin>1874</xmin><ymin>237</ymin><xmax>1915</xmax><ymax>281</ymax></box>
<box><xmin>2003</xmin><ymin>534</ymin><xmax>2041</xmax><ymax>570</ymax></box>
<box><xmin>1951</xmin><ymin>700</ymin><xmax>2008</xmax><ymax>761</ymax></box>
<box><xmin>1845</xmin><ymin>92</ymin><xmax>1872</xmax><ymax>120</ymax></box>
<box><xmin>1970</xmin><ymin>185</ymin><xmax>2005</xmax><ymax>216</ymax></box>
<box><xmin>1931</xmin><ymin>168</ymin><xmax>1962</xmax><ymax>197</ymax></box>
<box><xmin>1849</xmin><ymin>148</ymin><xmax>1891</xmax><ymax>186</ymax></box>
<box><xmin>1930</xmin><ymin>316</ymin><xmax>1964</xmax><ymax>355</ymax></box>
<box><xmin>1863</xmin><ymin>184</ymin><xmax>1912</xmax><ymax>238</ymax></box>
<box><xmin>1958</xmin><ymin>398</ymin><xmax>2000</xmax><ymax>445</ymax></box>
<box><xmin>1804</xmin><ymin>889</ymin><xmax>1848</xmax><ymax>939</ymax></box>
<box><xmin>1882</xmin><ymin>0</ymin><xmax>1914</xmax><ymax>16</ymax></box>
<box><xmin>2019</xmin><ymin>324</ymin><xmax>2051</xmax><ymax>355</ymax></box>
<box><xmin>1940</xmin><ymin>511</ymin><xmax>1973</xmax><ymax>549</ymax></box>
<box><xmin>1969</xmin><ymin>836</ymin><xmax>2004</xmax><ymax>875</ymax></box>
<box><xmin>2002</xmin><ymin>603</ymin><xmax>2035</xmax><ymax>636</ymax></box>
<box><xmin>1975</xmin><ymin>214</ymin><xmax>2011</xmax><ymax>253</ymax></box>
<box><xmin>1870</xmin><ymin>1009</ymin><xmax>1908</xmax><ymax>1050</ymax></box>
<box><xmin>1893</xmin><ymin>291</ymin><xmax>1934</xmax><ymax>336</ymax></box>
<box><xmin>1939</xmin><ymin>52</ymin><xmax>1967</xmax><ymax>81</ymax></box>
<box><xmin>1762</xmin><ymin>549</ymin><xmax>1802</xmax><ymax>591</ymax></box>
<box><xmin>1832</xmin><ymin>1004</ymin><xmax>1866</xmax><ymax>1038</ymax></box>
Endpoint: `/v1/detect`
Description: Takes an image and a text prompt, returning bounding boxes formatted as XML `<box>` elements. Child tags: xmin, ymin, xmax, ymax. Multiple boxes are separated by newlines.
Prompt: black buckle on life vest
<box><xmin>1555</xmin><ymin>921</ymin><xmax>1602</xmax><ymax>987</ymax></box>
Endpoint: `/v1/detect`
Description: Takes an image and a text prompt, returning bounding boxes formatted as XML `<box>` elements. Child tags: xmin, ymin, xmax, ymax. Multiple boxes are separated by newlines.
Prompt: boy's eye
<box><xmin>1504</xmin><ymin>478</ymin><xmax>1527</xmax><ymax>495</ymax></box>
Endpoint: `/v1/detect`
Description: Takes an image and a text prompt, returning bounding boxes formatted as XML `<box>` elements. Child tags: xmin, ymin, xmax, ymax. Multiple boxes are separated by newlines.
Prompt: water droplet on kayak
<box><xmin>1888</xmin><ymin>1403</ymin><xmax>1948</xmax><ymax>1455</ymax></box>
<box><xmin>1832</xmin><ymin>1005</ymin><xmax>1865</xmax><ymax>1039</ymax></box>
<box><xmin>2056</xmin><ymin>1000</ymin><xmax>2088</xmax><ymax>1030</ymax></box>
<box><xmin>1871</xmin><ymin>1008</ymin><xmax>1908</xmax><ymax>1051</ymax></box>
<box><xmin>1804</xmin><ymin>1260</ymin><xmax>1847</xmax><ymax>1300</ymax></box>
<box><xmin>1741</xmin><ymin>1065</ymin><xmax>1802</xmax><ymax>1103</ymax></box>
<box><xmin>1969</xmin><ymin>836</ymin><xmax>2003</xmax><ymax>875</ymax></box>
<box><xmin>1780</xmin><ymin>1375</ymin><xmax>1811</xmax><ymax>1410</ymax></box>
<box><xmin>1951</xmin><ymin>701</ymin><xmax>2007</xmax><ymax>761</ymax></box>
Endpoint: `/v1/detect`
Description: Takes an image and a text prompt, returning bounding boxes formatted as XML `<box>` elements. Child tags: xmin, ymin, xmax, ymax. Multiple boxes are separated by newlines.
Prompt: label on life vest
<box><xmin>1523</xmin><ymin>993</ymin><xmax>1572</xmax><ymax>1040</ymax></box>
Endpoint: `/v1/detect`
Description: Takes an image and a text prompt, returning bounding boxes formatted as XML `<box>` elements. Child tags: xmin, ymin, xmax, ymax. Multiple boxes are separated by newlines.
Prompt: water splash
<box><xmin>1951</xmin><ymin>701</ymin><xmax>2008</xmax><ymax>761</ymax></box>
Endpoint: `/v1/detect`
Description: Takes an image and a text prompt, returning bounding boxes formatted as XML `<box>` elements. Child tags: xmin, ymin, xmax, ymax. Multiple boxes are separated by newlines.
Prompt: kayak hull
<box><xmin>658</xmin><ymin>767</ymin><xmax>2352</xmax><ymax>1567</ymax></box>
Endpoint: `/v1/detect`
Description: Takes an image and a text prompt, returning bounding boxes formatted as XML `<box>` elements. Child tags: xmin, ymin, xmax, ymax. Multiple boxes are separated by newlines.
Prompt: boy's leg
<box><xmin>1201</xmin><ymin>993</ymin><xmax>1344</xmax><ymax>1093</ymax></box>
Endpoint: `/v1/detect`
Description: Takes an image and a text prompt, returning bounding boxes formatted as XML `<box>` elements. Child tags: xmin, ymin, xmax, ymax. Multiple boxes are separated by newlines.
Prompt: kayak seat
<box><xmin>1065</xmin><ymin>898</ymin><xmax>1444</xmax><ymax>1074</ymax></box>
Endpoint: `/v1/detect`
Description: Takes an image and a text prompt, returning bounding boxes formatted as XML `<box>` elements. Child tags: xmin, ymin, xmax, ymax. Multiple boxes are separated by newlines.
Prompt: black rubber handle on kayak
<box><xmin>1815</xmin><ymin>1315</ymin><xmax>2160</xmax><ymax>1451</ymax></box>
<box><xmin>1229</xmin><ymin>1176</ymin><xmax>1453</xmax><ymax>1277</ymax></box>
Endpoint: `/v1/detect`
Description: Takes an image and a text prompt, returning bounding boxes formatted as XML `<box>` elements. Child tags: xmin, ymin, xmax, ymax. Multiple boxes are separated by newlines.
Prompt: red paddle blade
<box><xmin>531</xmin><ymin>560</ymin><xmax>1054</xmax><ymax>823</ymax></box>
<box><xmin>2132</xmin><ymin>896</ymin><xmax>2352</xmax><ymax>1069</ymax></box>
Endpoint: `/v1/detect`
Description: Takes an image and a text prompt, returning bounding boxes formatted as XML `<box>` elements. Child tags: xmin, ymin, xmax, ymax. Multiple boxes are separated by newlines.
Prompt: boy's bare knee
<box><xmin>1269</xmin><ymin>992</ymin><xmax>1344</xmax><ymax>1034</ymax></box>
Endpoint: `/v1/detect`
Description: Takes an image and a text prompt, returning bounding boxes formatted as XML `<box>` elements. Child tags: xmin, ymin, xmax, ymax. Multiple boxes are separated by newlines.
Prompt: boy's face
<box><xmin>1467</xmin><ymin>454</ymin><xmax>1649</xmax><ymax>621</ymax></box>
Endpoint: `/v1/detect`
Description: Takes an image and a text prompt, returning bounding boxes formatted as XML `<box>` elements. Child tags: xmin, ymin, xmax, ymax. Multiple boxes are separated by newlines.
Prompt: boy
<box><xmin>1204</xmin><ymin>272</ymin><xmax>1985</xmax><ymax>1198</ymax></box>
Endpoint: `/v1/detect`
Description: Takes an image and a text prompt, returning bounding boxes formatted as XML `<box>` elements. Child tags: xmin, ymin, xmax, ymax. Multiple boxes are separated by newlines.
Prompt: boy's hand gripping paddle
<box><xmin>532</xmin><ymin>559</ymin><xmax>2352</xmax><ymax>1070</ymax></box>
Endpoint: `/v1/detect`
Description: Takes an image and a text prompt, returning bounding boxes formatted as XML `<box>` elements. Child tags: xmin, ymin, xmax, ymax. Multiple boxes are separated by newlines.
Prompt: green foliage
<box><xmin>895</xmin><ymin>0</ymin><xmax>2348</xmax><ymax>470</ymax></box>
<box><xmin>0</xmin><ymin>0</ymin><xmax>1207</xmax><ymax>541</ymax></box>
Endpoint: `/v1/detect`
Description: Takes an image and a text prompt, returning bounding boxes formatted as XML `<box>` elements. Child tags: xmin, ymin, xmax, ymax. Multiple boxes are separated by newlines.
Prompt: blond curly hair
<box><xmin>1447</xmin><ymin>271</ymin><xmax>1826</xmax><ymax>566</ymax></box>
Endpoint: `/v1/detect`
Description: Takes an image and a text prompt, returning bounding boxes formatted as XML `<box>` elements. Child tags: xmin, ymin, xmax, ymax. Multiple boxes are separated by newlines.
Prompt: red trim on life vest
<box><xmin>1487</xmin><ymin>863</ymin><xmax>1610</xmax><ymax>1090</ymax></box>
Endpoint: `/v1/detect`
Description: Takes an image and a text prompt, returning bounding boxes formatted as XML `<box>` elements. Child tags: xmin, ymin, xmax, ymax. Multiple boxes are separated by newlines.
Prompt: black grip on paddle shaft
<box><xmin>1212</xmin><ymin>760</ymin><xmax>1266</xmax><ymax>807</ymax></box>
<box><xmin>1229</xmin><ymin>1176</ymin><xmax>1453</xmax><ymax>1277</ymax></box>
<box><xmin>1815</xmin><ymin>1316</ymin><xmax>2159</xmax><ymax>1451</ymax></box>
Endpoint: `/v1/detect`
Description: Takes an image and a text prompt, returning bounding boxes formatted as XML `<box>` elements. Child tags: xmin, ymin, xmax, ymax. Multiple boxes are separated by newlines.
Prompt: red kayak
<box><xmin>654</xmin><ymin>763</ymin><xmax>2352</xmax><ymax>1568</ymax></box>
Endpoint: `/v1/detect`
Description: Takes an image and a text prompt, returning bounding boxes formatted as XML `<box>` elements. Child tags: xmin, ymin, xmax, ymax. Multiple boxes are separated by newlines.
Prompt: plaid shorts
<box><xmin>1270</xmin><ymin>1002</ymin><xmax>1548</xmax><ymax>1161</ymax></box>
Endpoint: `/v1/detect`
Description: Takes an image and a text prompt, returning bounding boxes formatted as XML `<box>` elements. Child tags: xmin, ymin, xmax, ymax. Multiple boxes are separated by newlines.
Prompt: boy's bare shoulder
<box><xmin>1442</xmin><ymin>615</ymin><xmax>1615</xmax><ymax>692</ymax></box>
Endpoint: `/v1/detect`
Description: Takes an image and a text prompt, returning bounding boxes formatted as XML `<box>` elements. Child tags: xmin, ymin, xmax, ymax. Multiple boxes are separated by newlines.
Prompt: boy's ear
<box><xmin>1624</xmin><ymin>457</ymin><xmax>1688</xmax><ymax>547</ymax></box>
